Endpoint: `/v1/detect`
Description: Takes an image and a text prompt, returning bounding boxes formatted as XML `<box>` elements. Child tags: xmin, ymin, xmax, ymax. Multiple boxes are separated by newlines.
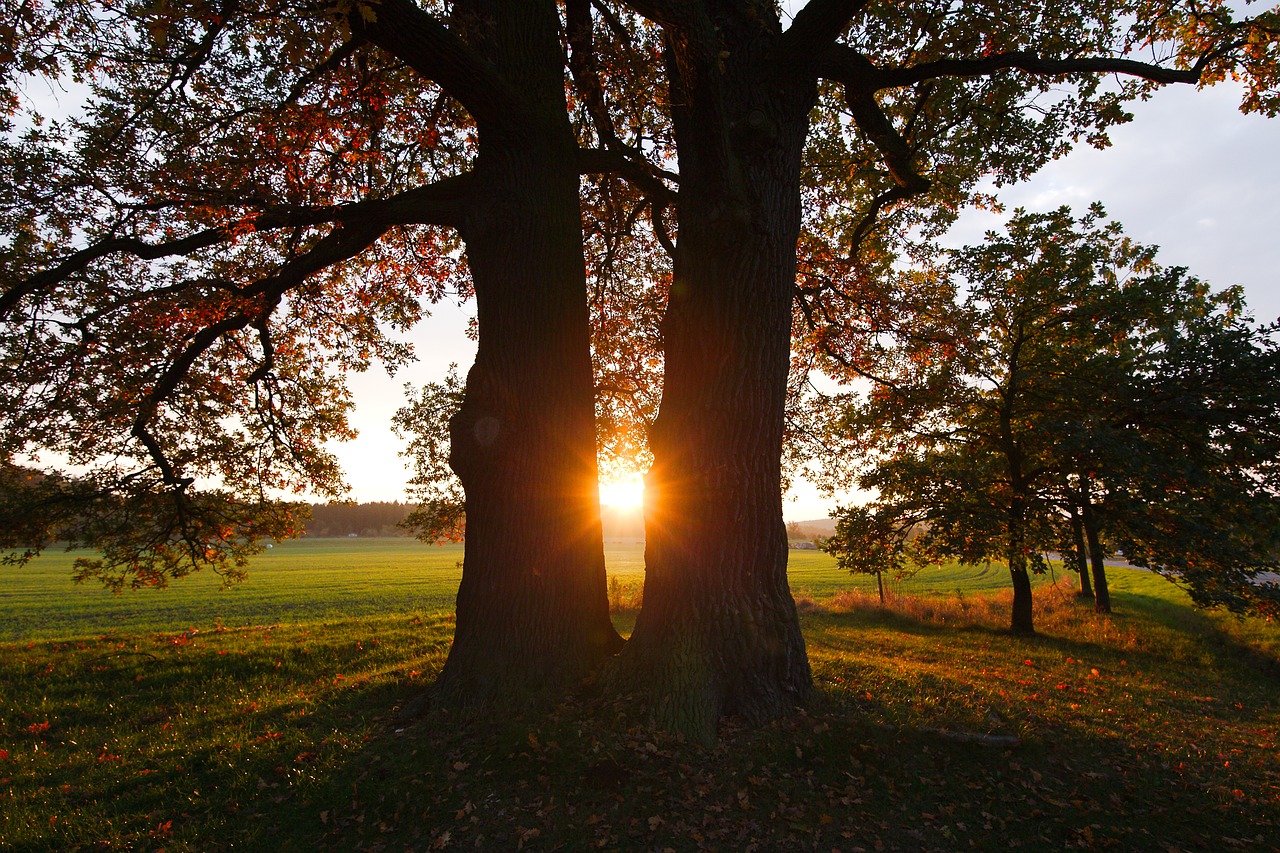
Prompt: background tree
<box><xmin>303</xmin><ymin>500</ymin><xmax>416</xmax><ymax>537</ymax></box>
<box><xmin>820</xmin><ymin>206</ymin><xmax>1169</xmax><ymax>632</ymax></box>
<box><xmin>823</xmin><ymin>206</ymin><xmax>1280</xmax><ymax>631</ymax></box>
<box><xmin>823</xmin><ymin>504</ymin><xmax>926</xmax><ymax>605</ymax></box>
<box><xmin>1083</xmin><ymin>281</ymin><xmax>1280</xmax><ymax>617</ymax></box>
<box><xmin>1049</xmin><ymin>488</ymin><xmax>1095</xmax><ymax>601</ymax></box>
<box><xmin>392</xmin><ymin>365</ymin><xmax>467</xmax><ymax>543</ymax></box>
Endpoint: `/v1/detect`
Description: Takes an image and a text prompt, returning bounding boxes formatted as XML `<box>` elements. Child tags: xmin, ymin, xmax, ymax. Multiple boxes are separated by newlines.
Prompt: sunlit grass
<box><xmin>6</xmin><ymin>538</ymin><xmax>1059</xmax><ymax>641</ymax></box>
<box><xmin>0</xmin><ymin>539</ymin><xmax>468</xmax><ymax>641</ymax></box>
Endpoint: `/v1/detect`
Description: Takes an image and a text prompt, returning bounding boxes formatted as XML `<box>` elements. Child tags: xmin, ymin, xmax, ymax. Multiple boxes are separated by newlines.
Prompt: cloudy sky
<box><xmin>331</xmin><ymin>79</ymin><xmax>1280</xmax><ymax>519</ymax></box>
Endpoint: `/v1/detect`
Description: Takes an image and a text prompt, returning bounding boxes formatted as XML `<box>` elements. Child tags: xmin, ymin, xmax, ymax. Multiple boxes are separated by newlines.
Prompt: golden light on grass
<box><xmin>598</xmin><ymin>472</ymin><xmax>645</xmax><ymax>510</ymax></box>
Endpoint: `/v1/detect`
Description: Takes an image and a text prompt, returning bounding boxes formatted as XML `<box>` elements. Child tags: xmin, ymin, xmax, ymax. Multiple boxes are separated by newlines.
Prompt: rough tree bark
<box><xmin>425</xmin><ymin>1</ymin><xmax>622</xmax><ymax>704</ymax></box>
<box><xmin>607</xmin><ymin>12</ymin><xmax>814</xmax><ymax>743</ymax></box>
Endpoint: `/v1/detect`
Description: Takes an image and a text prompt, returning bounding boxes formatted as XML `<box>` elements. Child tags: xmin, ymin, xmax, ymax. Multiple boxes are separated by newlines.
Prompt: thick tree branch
<box><xmin>578</xmin><ymin>147</ymin><xmax>679</xmax><ymax>201</ymax></box>
<box><xmin>352</xmin><ymin>0</ymin><xmax>526</xmax><ymax>130</ymax></box>
<box><xmin>878</xmin><ymin>51</ymin><xmax>1210</xmax><ymax>88</ymax></box>
<box><xmin>801</xmin><ymin>45</ymin><xmax>934</xmax><ymax>239</ymax></box>
<box><xmin>848</xmin><ymin>184</ymin><xmax>928</xmax><ymax>251</ymax></box>
<box><xmin>567</xmin><ymin>0</ymin><xmax>625</xmax><ymax>150</ymax></box>
<box><xmin>778</xmin><ymin>0</ymin><xmax>870</xmax><ymax>64</ymax></box>
<box><xmin>842</xmin><ymin>86</ymin><xmax>931</xmax><ymax>195</ymax></box>
<box><xmin>820</xmin><ymin>43</ymin><xmax>1247</xmax><ymax>93</ymax></box>
<box><xmin>591</xmin><ymin>0</ymin><xmax>634</xmax><ymax>45</ymax></box>
<box><xmin>2</xmin><ymin>231</ymin><xmax>228</xmax><ymax>318</ymax></box>
<box><xmin>650</xmin><ymin>202</ymin><xmax>676</xmax><ymax>257</ymax></box>
<box><xmin>1</xmin><ymin>173</ymin><xmax>476</xmax><ymax>317</ymax></box>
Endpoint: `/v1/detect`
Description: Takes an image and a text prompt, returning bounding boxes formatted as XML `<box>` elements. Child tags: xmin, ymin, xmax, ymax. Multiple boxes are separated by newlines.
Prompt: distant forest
<box><xmin>304</xmin><ymin>502</ymin><xmax>416</xmax><ymax>538</ymax></box>
<box><xmin>305</xmin><ymin>501</ymin><xmax>647</xmax><ymax>539</ymax></box>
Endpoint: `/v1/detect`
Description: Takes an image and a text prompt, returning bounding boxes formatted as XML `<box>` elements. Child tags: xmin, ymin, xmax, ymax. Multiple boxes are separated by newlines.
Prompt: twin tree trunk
<box><xmin>1080</xmin><ymin>487</ymin><xmax>1112</xmax><ymax>614</ymax></box>
<box><xmin>606</xmin><ymin>26</ymin><xmax>815</xmax><ymax>743</ymax></box>
<box><xmin>1069</xmin><ymin>503</ymin><xmax>1095</xmax><ymax>599</ymax></box>
<box><xmin>434</xmin><ymin>2</ymin><xmax>620</xmax><ymax>705</ymax></box>
<box><xmin>427</xmin><ymin>3</ymin><xmax>813</xmax><ymax>734</ymax></box>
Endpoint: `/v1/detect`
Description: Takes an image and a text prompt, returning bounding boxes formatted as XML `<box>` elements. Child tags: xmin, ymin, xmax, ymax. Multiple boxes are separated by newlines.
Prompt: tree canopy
<box><xmin>821</xmin><ymin>205</ymin><xmax>1280</xmax><ymax>630</ymax></box>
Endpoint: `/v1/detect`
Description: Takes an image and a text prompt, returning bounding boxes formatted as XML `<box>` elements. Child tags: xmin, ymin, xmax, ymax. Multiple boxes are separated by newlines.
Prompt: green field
<box><xmin>1</xmin><ymin>538</ymin><xmax>1276</xmax><ymax>851</ymax></box>
<box><xmin>0</xmin><ymin>538</ymin><xmax>470</xmax><ymax>641</ymax></box>
<box><xmin>0</xmin><ymin>537</ymin><xmax>1061</xmax><ymax>641</ymax></box>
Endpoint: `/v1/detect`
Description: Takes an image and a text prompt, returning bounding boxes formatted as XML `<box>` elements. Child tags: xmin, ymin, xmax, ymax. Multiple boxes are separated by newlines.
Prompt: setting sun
<box><xmin>598</xmin><ymin>473</ymin><xmax>646</xmax><ymax>509</ymax></box>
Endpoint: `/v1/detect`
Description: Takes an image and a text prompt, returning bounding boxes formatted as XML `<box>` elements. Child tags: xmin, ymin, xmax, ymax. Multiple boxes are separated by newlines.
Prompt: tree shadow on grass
<box><xmin>0</xmin><ymin>620</ymin><xmax>444</xmax><ymax>852</ymax></box>
<box><xmin>252</xmin><ymin>665</ymin><xmax>1280</xmax><ymax>853</ymax></box>
<box><xmin>246</xmin><ymin>594</ymin><xmax>1280</xmax><ymax>851</ymax></box>
<box><xmin>6</xmin><ymin>601</ymin><xmax>1278</xmax><ymax>852</ymax></box>
<box><xmin>1114</xmin><ymin>590</ymin><xmax>1280</xmax><ymax>682</ymax></box>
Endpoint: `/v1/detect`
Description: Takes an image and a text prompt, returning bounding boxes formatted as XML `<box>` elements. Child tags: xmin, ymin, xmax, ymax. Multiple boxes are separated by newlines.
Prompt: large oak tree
<box><xmin>0</xmin><ymin>0</ymin><xmax>634</xmax><ymax>703</ymax></box>
<box><xmin>605</xmin><ymin>0</ymin><xmax>1278</xmax><ymax>738</ymax></box>
<box><xmin>4</xmin><ymin>1</ymin><xmax>1278</xmax><ymax>743</ymax></box>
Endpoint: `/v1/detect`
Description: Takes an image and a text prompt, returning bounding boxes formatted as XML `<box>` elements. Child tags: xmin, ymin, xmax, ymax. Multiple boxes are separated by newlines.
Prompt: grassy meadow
<box><xmin>1</xmin><ymin>538</ymin><xmax>1277</xmax><ymax>851</ymax></box>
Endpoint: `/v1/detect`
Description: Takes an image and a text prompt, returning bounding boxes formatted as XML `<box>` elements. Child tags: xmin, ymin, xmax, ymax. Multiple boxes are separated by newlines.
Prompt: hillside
<box><xmin>789</xmin><ymin>516</ymin><xmax>837</xmax><ymax>538</ymax></box>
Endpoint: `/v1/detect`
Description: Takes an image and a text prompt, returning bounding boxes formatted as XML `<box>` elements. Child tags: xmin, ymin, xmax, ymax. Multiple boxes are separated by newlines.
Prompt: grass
<box><xmin>0</xmin><ymin>539</ymin><xmax>466</xmax><ymax>641</ymax></box>
<box><xmin>0</xmin><ymin>539</ymin><xmax>1054</xmax><ymax>642</ymax></box>
<box><xmin>1</xmin><ymin>539</ymin><xmax>1277</xmax><ymax>850</ymax></box>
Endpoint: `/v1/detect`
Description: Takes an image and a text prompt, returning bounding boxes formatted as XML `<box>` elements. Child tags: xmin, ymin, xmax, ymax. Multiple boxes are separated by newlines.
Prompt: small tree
<box><xmin>824</xmin><ymin>505</ymin><xmax>926</xmax><ymax>605</ymax></box>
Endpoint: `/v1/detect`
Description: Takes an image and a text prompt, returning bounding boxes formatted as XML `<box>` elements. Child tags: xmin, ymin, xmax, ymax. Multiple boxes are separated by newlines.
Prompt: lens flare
<box><xmin>598</xmin><ymin>473</ymin><xmax>645</xmax><ymax>509</ymax></box>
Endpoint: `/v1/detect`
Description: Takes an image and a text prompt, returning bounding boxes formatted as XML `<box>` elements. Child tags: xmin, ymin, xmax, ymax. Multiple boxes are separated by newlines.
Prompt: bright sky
<box><xmin>334</xmin><ymin>81</ymin><xmax>1280</xmax><ymax>520</ymax></box>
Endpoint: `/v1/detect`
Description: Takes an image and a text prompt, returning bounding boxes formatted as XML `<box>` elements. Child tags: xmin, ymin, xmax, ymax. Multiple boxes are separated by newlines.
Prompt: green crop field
<box><xmin>1</xmin><ymin>537</ymin><xmax>1277</xmax><ymax>851</ymax></box>
<box><xmin>0</xmin><ymin>538</ymin><xmax>466</xmax><ymax>641</ymax></box>
<box><xmin>0</xmin><ymin>537</ymin><xmax>1062</xmax><ymax>641</ymax></box>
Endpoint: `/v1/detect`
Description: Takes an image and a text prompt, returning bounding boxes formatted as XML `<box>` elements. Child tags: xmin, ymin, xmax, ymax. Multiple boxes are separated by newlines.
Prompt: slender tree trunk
<box><xmin>606</xmin><ymin>17</ymin><xmax>814</xmax><ymax>743</ymax></box>
<box><xmin>435</xmin><ymin>0</ymin><xmax>621</xmax><ymax>705</ymax></box>
<box><xmin>1080</xmin><ymin>488</ymin><xmax>1112</xmax><ymax>615</ymax></box>
<box><xmin>876</xmin><ymin>570</ymin><xmax>886</xmax><ymax>606</ymax></box>
<box><xmin>1070</xmin><ymin>502</ymin><xmax>1094</xmax><ymax>599</ymax></box>
<box><xmin>1008</xmin><ymin>499</ymin><xmax>1035</xmax><ymax>634</ymax></box>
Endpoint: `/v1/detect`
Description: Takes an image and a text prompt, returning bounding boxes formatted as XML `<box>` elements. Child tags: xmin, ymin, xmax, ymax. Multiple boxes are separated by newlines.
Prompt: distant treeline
<box><xmin>303</xmin><ymin>501</ymin><xmax>650</xmax><ymax>539</ymax></box>
<box><xmin>304</xmin><ymin>502</ymin><xmax>416</xmax><ymax>538</ymax></box>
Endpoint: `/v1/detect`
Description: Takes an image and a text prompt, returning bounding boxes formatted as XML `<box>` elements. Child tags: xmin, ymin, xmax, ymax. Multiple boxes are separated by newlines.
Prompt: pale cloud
<box><xmin>947</xmin><ymin>81</ymin><xmax>1280</xmax><ymax>322</ymax></box>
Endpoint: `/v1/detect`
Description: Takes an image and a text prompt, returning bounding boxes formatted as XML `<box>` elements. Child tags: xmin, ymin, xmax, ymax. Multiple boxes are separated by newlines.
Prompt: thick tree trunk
<box><xmin>606</xmin><ymin>18</ymin><xmax>814</xmax><ymax>743</ymax></box>
<box><xmin>1069</xmin><ymin>503</ymin><xmax>1094</xmax><ymax>599</ymax></box>
<box><xmin>1080</xmin><ymin>491</ymin><xmax>1112</xmax><ymax>615</ymax></box>
<box><xmin>434</xmin><ymin>1</ymin><xmax>621</xmax><ymax>705</ymax></box>
<box><xmin>610</xmin><ymin>225</ymin><xmax>812</xmax><ymax>740</ymax></box>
